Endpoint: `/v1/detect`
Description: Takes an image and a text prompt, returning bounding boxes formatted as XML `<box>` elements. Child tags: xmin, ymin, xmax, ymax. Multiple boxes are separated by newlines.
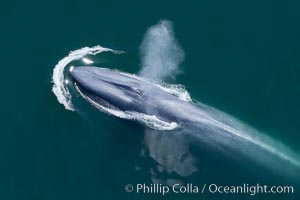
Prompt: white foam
<box><xmin>126</xmin><ymin>111</ymin><xmax>179</xmax><ymax>131</ymax></box>
<box><xmin>51</xmin><ymin>45</ymin><xmax>117</xmax><ymax>111</ymax></box>
<box><xmin>158</xmin><ymin>83</ymin><xmax>192</xmax><ymax>102</ymax></box>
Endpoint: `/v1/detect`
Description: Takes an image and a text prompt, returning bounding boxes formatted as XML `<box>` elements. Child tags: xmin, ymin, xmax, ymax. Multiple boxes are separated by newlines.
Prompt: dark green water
<box><xmin>1</xmin><ymin>0</ymin><xmax>300</xmax><ymax>199</ymax></box>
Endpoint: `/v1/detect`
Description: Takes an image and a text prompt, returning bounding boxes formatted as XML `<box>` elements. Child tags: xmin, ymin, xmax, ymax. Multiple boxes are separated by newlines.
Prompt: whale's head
<box><xmin>69</xmin><ymin>66</ymin><xmax>188</xmax><ymax>126</ymax></box>
<box><xmin>69</xmin><ymin>66</ymin><xmax>148</xmax><ymax>111</ymax></box>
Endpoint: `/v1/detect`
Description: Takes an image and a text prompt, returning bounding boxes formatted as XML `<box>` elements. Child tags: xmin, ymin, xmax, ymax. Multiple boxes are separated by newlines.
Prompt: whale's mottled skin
<box><xmin>70</xmin><ymin>66</ymin><xmax>300</xmax><ymax>184</ymax></box>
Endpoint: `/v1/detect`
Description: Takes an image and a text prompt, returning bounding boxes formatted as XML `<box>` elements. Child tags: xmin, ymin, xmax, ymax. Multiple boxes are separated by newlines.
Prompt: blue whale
<box><xmin>69</xmin><ymin>66</ymin><xmax>300</xmax><ymax>184</ymax></box>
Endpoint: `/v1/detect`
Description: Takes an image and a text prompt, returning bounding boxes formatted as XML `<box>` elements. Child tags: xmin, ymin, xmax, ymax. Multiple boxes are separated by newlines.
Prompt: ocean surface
<box><xmin>1</xmin><ymin>0</ymin><xmax>300</xmax><ymax>200</ymax></box>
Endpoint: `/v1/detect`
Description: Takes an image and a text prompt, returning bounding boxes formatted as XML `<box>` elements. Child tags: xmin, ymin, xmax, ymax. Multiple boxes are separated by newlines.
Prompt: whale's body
<box><xmin>70</xmin><ymin>66</ymin><xmax>300</xmax><ymax>183</ymax></box>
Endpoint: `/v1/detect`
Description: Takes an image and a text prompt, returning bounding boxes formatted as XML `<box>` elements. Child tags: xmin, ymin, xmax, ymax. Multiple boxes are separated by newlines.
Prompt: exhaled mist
<box><xmin>139</xmin><ymin>20</ymin><xmax>185</xmax><ymax>81</ymax></box>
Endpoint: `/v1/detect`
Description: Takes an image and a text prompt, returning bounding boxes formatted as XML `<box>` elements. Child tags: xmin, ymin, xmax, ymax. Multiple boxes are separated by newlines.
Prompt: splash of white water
<box><xmin>158</xmin><ymin>83</ymin><xmax>192</xmax><ymax>102</ymax></box>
